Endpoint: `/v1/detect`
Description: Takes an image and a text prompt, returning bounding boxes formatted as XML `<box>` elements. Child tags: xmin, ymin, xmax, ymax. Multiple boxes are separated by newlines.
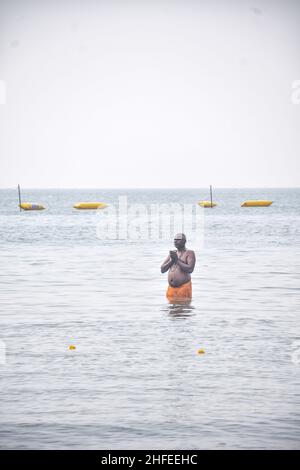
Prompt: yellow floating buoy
<box><xmin>68</xmin><ymin>345</ymin><xmax>76</xmax><ymax>350</ymax></box>
<box><xmin>241</xmin><ymin>200</ymin><xmax>273</xmax><ymax>207</ymax></box>
<box><xmin>198</xmin><ymin>201</ymin><xmax>217</xmax><ymax>208</ymax></box>
<box><xmin>197</xmin><ymin>349</ymin><xmax>205</xmax><ymax>355</ymax></box>
<box><xmin>73</xmin><ymin>202</ymin><xmax>108</xmax><ymax>210</ymax></box>
<box><xmin>20</xmin><ymin>203</ymin><xmax>45</xmax><ymax>211</ymax></box>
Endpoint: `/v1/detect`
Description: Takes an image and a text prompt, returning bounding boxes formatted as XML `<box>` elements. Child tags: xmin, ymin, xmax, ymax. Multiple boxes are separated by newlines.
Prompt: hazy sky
<box><xmin>0</xmin><ymin>0</ymin><xmax>299</xmax><ymax>188</ymax></box>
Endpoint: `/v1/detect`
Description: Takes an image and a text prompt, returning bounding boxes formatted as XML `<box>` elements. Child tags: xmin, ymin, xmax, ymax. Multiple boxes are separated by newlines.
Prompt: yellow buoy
<box><xmin>68</xmin><ymin>345</ymin><xmax>76</xmax><ymax>350</ymax></box>
<box><xmin>73</xmin><ymin>202</ymin><xmax>108</xmax><ymax>210</ymax></box>
<box><xmin>197</xmin><ymin>349</ymin><xmax>205</xmax><ymax>355</ymax></box>
<box><xmin>241</xmin><ymin>200</ymin><xmax>273</xmax><ymax>207</ymax></box>
<box><xmin>198</xmin><ymin>201</ymin><xmax>217</xmax><ymax>208</ymax></box>
<box><xmin>20</xmin><ymin>202</ymin><xmax>45</xmax><ymax>211</ymax></box>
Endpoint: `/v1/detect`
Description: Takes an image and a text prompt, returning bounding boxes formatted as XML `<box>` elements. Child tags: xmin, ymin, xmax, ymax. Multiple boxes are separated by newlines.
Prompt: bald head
<box><xmin>174</xmin><ymin>233</ymin><xmax>187</xmax><ymax>250</ymax></box>
<box><xmin>175</xmin><ymin>233</ymin><xmax>186</xmax><ymax>241</ymax></box>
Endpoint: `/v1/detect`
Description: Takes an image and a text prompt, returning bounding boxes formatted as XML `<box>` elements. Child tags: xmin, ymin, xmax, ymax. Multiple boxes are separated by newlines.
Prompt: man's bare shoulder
<box><xmin>186</xmin><ymin>249</ymin><xmax>195</xmax><ymax>256</ymax></box>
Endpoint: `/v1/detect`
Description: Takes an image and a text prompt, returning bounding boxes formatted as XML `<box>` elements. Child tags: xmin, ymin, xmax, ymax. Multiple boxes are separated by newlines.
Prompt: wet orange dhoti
<box><xmin>166</xmin><ymin>281</ymin><xmax>192</xmax><ymax>302</ymax></box>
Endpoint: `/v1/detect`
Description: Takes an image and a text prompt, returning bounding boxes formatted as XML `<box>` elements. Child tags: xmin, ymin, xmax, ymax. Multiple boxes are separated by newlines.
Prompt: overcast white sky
<box><xmin>0</xmin><ymin>0</ymin><xmax>299</xmax><ymax>188</ymax></box>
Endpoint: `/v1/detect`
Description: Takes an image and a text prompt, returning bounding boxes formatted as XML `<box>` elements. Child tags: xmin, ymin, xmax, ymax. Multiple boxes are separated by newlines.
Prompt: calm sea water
<box><xmin>0</xmin><ymin>188</ymin><xmax>299</xmax><ymax>450</ymax></box>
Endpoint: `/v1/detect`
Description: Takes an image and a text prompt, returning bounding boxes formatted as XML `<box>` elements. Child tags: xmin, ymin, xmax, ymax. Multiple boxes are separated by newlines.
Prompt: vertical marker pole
<box><xmin>18</xmin><ymin>184</ymin><xmax>22</xmax><ymax>211</ymax></box>
<box><xmin>210</xmin><ymin>185</ymin><xmax>213</xmax><ymax>208</ymax></box>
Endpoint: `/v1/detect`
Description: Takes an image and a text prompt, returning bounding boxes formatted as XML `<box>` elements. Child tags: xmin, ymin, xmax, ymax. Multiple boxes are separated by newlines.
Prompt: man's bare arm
<box><xmin>176</xmin><ymin>251</ymin><xmax>196</xmax><ymax>273</ymax></box>
<box><xmin>161</xmin><ymin>255</ymin><xmax>174</xmax><ymax>273</ymax></box>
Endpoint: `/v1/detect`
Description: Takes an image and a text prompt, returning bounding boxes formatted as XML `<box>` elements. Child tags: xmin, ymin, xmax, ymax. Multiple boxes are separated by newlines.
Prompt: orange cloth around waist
<box><xmin>166</xmin><ymin>281</ymin><xmax>192</xmax><ymax>301</ymax></box>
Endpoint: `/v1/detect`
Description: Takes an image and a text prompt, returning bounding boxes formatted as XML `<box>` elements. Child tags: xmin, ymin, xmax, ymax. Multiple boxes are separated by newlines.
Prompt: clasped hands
<box><xmin>169</xmin><ymin>250</ymin><xmax>178</xmax><ymax>263</ymax></box>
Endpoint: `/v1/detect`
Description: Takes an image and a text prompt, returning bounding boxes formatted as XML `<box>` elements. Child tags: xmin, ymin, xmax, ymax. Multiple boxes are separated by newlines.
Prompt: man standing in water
<box><xmin>161</xmin><ymin>233</ymin><xmax>196</xmax><ymax>301</ymax></box>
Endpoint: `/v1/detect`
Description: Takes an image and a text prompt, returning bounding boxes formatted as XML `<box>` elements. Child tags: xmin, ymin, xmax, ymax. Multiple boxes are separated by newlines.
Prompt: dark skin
<box><xmin>160</xmin><ymin>234</ymin><xmax>196</xmax><ymax>287</ymax></box>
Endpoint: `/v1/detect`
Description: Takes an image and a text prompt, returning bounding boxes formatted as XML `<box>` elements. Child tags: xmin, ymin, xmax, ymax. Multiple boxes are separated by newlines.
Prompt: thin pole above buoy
<box><xmin>210</xmin><ymin>185</ymin><xmax>213</xmax><ymax>208</ymax></box>
<box><xmin>18</xmin><ymin>184</ymin><xmax>22</xmax><ymax>211</ymax></box>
